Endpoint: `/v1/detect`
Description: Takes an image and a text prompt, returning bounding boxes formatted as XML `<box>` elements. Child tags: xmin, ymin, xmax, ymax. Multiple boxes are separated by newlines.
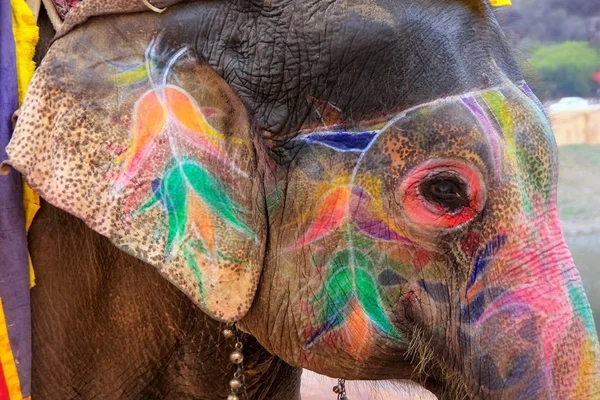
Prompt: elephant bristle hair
<box><xmin>407</xmin><ymin>327</ymin><xmax>469</xmax><ymax>400</ymax></box>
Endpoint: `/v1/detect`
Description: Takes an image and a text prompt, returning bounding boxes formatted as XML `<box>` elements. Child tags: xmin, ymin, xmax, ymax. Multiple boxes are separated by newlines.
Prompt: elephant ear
<box><xmin>2</xmin><ymin>15</ymin><xmax>264</xmax><ymax>322</ymax></box>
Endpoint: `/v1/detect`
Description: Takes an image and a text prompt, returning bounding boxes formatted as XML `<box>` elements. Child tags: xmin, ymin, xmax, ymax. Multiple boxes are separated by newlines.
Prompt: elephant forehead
<box><xmin>151</xmin><ymin>0</ymin><xmax>521</xmax><ymax>140</ymax></box>
<box><xmin>356</xmin><ymin>83</ymin><xmax>557</xmax><ymax>186</ymax></box>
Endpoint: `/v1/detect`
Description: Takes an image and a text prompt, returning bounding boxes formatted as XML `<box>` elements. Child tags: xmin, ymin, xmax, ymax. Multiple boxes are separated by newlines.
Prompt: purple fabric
<box><xmin>0</xmin><ymin>1</ymin><xmax>32</xmax><ymax>397</ymax></box>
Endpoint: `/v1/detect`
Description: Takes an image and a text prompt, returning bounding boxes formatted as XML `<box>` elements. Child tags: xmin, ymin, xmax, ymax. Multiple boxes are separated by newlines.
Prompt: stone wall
<box><xmin>551</xmin><ymin>108</ymin><xmax>600</xmax><ymax>146</ymax></box>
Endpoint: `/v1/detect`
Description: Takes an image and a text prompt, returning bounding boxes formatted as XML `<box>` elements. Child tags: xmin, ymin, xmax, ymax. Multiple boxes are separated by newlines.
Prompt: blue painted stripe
<box><xmin>465</xmin><ymin>234</ymin><xmax>507</xmax><ymax>296</ymax></box>
<box><xmin>298</xmin><ymin>131</ymin><xmax>378</xmax><ymax>152</ymax></box>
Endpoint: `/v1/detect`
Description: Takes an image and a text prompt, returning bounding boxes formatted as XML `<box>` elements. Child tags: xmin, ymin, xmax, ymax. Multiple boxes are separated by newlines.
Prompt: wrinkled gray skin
<box><xmin>30</xmin><ymin>201</ymin><xmax>301</xmax><ymax>399</ymax></box>
<box><xmin>30</xmin><ymin>1</ymin><xmax>536</xmax><ymax>399</ymax></box>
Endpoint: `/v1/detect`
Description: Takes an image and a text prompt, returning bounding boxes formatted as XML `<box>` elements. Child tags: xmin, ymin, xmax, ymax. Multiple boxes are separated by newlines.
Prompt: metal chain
<box><xmin>223</xmin><ymin>323</ymin><xmax>248</xmax><ymax>400</ymax></box>
<box><xmin>225</xmin><ymin>324</ymin><xmax>347</xmax><ymax>400</ymax></box>
<box><xmin>333</xmin><ymin>378</ymin><xmax>349</xmax><ymax>400</ymax></box>
<box><xmin>232</xmin><ymin>325</ymin><xmax>248</xmax><ymax>399</ymax></box>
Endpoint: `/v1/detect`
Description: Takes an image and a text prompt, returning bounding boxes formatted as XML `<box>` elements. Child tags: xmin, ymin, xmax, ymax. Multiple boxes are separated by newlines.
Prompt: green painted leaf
<box><xmin>313</xmin><ymin>267</ymin><xmax>352</xmax><ymax>302</ymax></box>
<box><xmin>135</xmin><ymin>195</ymin><xmax>159</xmax><ymax>216</ymax></box>
<box><xmin>163</xmin><ymin>167</ymin><xmax>188</xmax><ymax>254</ymax></box>
<box><xmin>188</xmin><ymin>239</ymin><xmax>209</xmax><ymax>256</ymax></box>
<box><xmin>317</xmin><ymin>268</ymin><xmax>354</xmax><ymax>329</ymax></box>
<box><xmin>324</xmin><ymin>249</ymin><xmax>372</xmax><ymax>281</ymax></box>
<box><xmin>180</xmin><ymin>161</ymin><xmax>257</xmax><ymax>241</ymax></box>
<box><xmin>216</xmin><ymin>251</ymin><xmax>246</xmax><ymax>264</ymax></box>
<box><xmin>355</xmin><ymin>269</ymin><xmax>405</xmax><ymax>342</ymax></box>
<box><xmin>325</xmin><ymin>250</ymin><xmax>352</xmax><ymax>281</ymax></box>
<box><xmin>309</xmin><ymin>248</ymin><xmax>406</xmax><ymax>345</ymax></box>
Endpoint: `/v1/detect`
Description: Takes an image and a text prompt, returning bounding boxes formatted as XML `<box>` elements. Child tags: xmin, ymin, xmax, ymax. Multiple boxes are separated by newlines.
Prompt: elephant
<box><xmin>2</xmin><ymin>0</ymin><xmax>600</xmax><ymax>398</ymax></box>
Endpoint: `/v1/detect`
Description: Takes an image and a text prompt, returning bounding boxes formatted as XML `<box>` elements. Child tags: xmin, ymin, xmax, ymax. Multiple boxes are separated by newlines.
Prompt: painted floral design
<box><xmin>108</xmin><ymin>38</ymin><xmax>256</xmax><ymax>296</ymax></box>
<box><xmin>291</xmin><ymin>131</ymin><xmax>414</xmax><ymax>348</ymax></box>
<box><xmin>135</xmin><ymin>159</ymin><xmax>257</xmax><ymax>255</ymax></box>
<box><xmin>292</xmin><ymin>185</ymin><xmax>414</xmax><ymax>249</ymax></box>
<box><xmin>306</xmin><ymin>249</ymin><xmax>405</xmax><ymax>347</ymax></box>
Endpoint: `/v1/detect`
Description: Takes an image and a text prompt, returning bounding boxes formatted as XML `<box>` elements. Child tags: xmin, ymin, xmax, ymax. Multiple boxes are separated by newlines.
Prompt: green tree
<box><xmin>528</xmin><ymin>41</ymin><xmax>600</xmax><ymax>98</ymax></box>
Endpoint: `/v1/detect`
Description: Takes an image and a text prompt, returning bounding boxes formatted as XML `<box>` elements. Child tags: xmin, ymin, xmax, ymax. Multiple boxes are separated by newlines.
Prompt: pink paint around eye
<box><xmin>400</xmin><ymin>160</ymin><xmax>486</xmax><ymax>229</ymax></box>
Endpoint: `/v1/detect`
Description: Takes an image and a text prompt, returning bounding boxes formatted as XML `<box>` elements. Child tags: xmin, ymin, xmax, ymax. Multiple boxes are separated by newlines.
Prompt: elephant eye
<box><xmin>419</xmin><ymin>174</ymin><xmax>470</xmax><ymax>213</ymax></box>
<box><xmin>399</xmin><ymin>160</ymin><xmax>486</xmax><ymax>230</ymax></box>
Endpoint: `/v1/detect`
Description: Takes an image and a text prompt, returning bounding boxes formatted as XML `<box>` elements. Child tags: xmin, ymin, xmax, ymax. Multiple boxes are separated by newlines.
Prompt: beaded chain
<box><xmin>222</xmin><ymin>324</ymin><xmax>247</xmax><ymax>400</ymax></box>
<box><xmin>333</xmin><ymin>378</ymin><xmax>349</xmax><ymax>400</ymax></box>
<box><xmin>224</xmin><ymin>324</ymin><xmax>350</xmax><ymax>400</ymax></box>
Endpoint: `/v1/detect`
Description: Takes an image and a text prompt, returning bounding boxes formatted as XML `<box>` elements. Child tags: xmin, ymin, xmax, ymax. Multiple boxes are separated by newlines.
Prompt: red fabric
<box><xmin>0</xmin><ymin>361</ymin><xmax>10</xmax><ymax>400</ymax></box>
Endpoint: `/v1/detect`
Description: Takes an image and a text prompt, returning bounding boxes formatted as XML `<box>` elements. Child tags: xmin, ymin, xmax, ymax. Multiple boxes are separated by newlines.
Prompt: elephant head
<box><xmin>243</xmin><ymin>84</ymin><xmax>600</xmax><ymax>398</ymax></box>
<box><xmin>3</xmin><ymin>0</ymin><xmax>599</xmax><ymax>398</ymax></box>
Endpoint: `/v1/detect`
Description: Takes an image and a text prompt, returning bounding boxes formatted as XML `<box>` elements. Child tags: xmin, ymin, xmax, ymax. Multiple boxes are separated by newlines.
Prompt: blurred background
<box><xmin>302</xmin><ymin>2</ymin><xmax>600</xmax><ymax>399</ymax></box>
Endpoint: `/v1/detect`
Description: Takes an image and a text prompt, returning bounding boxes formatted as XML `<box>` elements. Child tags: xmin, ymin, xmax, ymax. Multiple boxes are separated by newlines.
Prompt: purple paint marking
<box><xmin>520</xmin><ymin>83</ymin><xmax>533</xmax><ymax>95</ymax></box>
<box><xmin>461</xmin><ymin>96</ymin><xmax>503</xmax><ymax>180</ymax></box>
<box><xmin>520</xmin><ymin>83</ymin><xmax>547</xmax><ymax>114</ymax></box>
<box><xmin>465</xmin><ymin>234</ymin><xmax>507</xmax><ymax>296</ymax></box>
<box><xmin>349</xmin><ymin>187</ymin><xmax>416</xmax><ymax>245</ymax></box>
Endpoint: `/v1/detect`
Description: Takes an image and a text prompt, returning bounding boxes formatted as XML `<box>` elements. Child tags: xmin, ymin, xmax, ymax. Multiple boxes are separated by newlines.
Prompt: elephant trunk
<box><xmin>457</xmin><ymin>209</ymin><xmax>600</xmax><ymax>399</ymax></box>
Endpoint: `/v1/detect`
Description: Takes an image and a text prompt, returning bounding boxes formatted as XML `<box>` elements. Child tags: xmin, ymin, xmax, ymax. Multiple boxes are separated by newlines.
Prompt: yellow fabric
<box><xmin>12</xmin><ymin>0</ymin><xmax>38</xmax><ymax>104</ymax></box>
<box><xmin>0</xmin><ymin>299</ymin><xmax>24</xmax><ymax>400</ymax></box>
<box><xmin>12</xmin><ymin>0</ymin><xmax>40</xmax><ymax>289</ymax></box>
<box><xmin>22</xmin><ymin>186</ymin><xmax>39</xmax><ymax>288</ymax></box>
<box><xmin>490</xmin><ymin>0</ymin><xmax>512</xmax><ymax>6</ymax></box>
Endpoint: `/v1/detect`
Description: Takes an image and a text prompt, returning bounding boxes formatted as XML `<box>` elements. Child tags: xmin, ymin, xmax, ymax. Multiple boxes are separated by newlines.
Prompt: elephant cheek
<box><xmin>551</xmin><ymin>318</ymin><xmax>593</xmax><ymax>398</ymax></box>
<box><xmin>464</xmin><ymin>308</ymin><xmax>545</xmax><ymax>397</ymax></box>
<box><xmin>401</xmin><ymin>283</ymin><xmax>448</xmax><ymax>328</ymax></box>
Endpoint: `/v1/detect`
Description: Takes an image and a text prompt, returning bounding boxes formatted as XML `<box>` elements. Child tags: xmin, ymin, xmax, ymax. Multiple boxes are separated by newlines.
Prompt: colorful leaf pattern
<box><xmin>109</xmin><ymin>41</ymin><xmax>405</xmax><ymax>343</ymax></box>
<box><xmin>291</xmin><ymin>179</ymin><xmax>412</xmax><ymax>347</ymax></box>
<box><xmin>114</xmin><ymin>85</ymin><xmax>245</xmax><ymax>189</ymax></box>
<box><xmin>111</xmin><ymin>41</ymin><xmax>257</xmax><ymax>300</ymax></box>
<box><xmin>307</xmin><ymin>249</ymin><xmax>405</xmax><ymax>347</ymax></box>
<box><xmin>293</xmin><ymin>185</ymin><xmax>413</xmax><ymax>249</ymax></box>
<box><xmin>137</xmin><ymin>159</ymin><xmax>256</xmax><ymax>257</ymax></box>
<box><xmin>292</xmin><ymin>186</ymin><xmax>352</xmax><ymax>248</ymax></box>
